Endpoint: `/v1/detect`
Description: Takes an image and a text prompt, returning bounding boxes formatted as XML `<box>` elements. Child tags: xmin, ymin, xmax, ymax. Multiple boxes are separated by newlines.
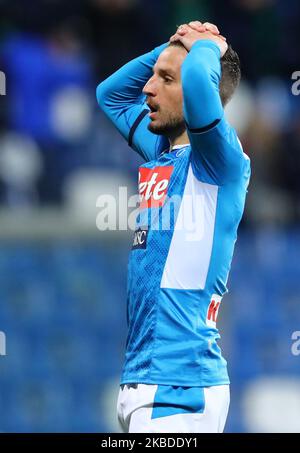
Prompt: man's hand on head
<box><xmin>170</xmin><ymin>21</ymin><xmax>228</xmax><ymax>57</ymax></box>
<box><xmin>174</xmin><ymin>21</ymin><xmax>226</xmax><ymax>41</ymax></box>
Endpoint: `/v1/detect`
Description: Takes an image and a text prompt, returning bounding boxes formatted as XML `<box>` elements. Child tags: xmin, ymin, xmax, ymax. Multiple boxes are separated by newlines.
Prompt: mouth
<box><xmin>149</xmin><ymin>111</ymin><xmax>157</xmax><ymax>120</ymax></box>
<box><xmin>146</xmin><ymin>102</ymin><xmax>159</xmax><ymax>119</ymax></box>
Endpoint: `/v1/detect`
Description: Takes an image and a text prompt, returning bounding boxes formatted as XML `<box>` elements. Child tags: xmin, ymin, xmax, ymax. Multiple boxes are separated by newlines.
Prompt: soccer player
<box><xmin>97</xmin><ymin>21</ymin><xmax>250</xmax><ymax>433</ymax></box>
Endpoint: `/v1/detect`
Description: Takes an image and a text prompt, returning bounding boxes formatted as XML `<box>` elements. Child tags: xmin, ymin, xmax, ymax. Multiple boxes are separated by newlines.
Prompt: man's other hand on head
<box><xmin>169</xmin><ymin>21</ymin><xmax>228</xmax><ymax>57</ymax></box>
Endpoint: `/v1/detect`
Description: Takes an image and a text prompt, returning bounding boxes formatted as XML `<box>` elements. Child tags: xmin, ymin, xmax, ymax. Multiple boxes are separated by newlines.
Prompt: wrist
<box><xmin>190</xmin><ymin>39</ymin><xmax>221</xmax><ymax>57</ymax></box>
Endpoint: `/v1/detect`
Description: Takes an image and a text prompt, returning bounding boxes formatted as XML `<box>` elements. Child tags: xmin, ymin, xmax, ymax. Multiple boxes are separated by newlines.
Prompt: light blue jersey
<box><xmin>97</xmin><ymin>40</ymin><xmax>250</xmax><ymax>387</ymax></box>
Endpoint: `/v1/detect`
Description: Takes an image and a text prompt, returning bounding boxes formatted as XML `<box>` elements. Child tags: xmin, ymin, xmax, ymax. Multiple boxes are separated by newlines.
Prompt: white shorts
<box><xmin>117</xmin><ymin>383</ymin><xmax>230</xmax><ymax>433</ymax></box>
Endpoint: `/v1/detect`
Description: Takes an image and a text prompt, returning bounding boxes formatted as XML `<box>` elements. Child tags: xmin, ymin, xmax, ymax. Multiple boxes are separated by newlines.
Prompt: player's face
<box><xmin>142</xmin><ymin>46</ymin><xmax>188</xmax><ymax>137</ymax></box>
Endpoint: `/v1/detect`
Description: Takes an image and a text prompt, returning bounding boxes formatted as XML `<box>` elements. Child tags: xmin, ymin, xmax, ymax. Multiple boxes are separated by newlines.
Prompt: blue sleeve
<box><xmin>181</xmin><ymin>40</ymin><xmax>247</xmax><ymax>185</ymax></box>
<box><xmin>96</xmin><ymin>44</ymin><xmax>169</xmax><ymax>162</ymax></box>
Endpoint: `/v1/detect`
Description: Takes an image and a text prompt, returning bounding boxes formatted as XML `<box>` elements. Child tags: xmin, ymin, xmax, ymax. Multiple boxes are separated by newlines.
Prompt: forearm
<box><xmin>181</xmin><ymin>40</ymin><xmax>223</xmax><ymax>130</ymax></box>
<box><xmin>96</xmin><ymin>43</ymin><xmax>169</xmax><ymax>161</ymax></box>
<box><xmin>97</xmin><ymin>43</ymin><xmax>168</xmax><ymax>114</ymax></box>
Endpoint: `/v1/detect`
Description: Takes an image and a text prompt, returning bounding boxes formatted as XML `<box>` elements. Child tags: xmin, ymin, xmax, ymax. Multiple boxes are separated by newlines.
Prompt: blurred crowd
<box><xmin>0</xmin><ymin>0</ymin><xmax>299</xmax><ymax>224</ymax></box>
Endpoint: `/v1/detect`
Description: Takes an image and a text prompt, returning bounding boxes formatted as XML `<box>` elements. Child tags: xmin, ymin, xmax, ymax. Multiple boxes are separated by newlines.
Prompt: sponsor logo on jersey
<box><xmin>206</xmin><ymin>294</ymin><xmax>222</xmax><ymax>327</ymax></box>
<box><xmin>132</xmin><ymin>227</ymin><xmax>148</xmax><ymax>250</ymax></box>
<box><xmin>138</xmin><ymin>166</ymin><xmax>174</xmax><ymax>209</ymax></box>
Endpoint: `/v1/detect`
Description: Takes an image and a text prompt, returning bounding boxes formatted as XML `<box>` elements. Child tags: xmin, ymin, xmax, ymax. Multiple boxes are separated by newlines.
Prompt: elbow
<box><xmin>96</xmin><ymin>82</ymin><xmax>106</xmax><ymax>109</ymax></box>
<box><xmin>96</xmin><ymin>77</ymin><xmax>115</xmax><ymax>111</ymax></box>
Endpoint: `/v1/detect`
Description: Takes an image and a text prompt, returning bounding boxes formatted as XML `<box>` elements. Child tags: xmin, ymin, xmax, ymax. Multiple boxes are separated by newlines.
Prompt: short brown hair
<box><xmin>169</xmin><ymin>41</ymin><xmax>241</xmax><ymax>106</ymax></box>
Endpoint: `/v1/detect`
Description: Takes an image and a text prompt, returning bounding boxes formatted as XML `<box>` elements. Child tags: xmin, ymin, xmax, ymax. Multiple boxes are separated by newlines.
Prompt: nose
<box><xmin>143</xmin><ymin>75</ymin><xmax>156</xmax><ymax>97</ymax></box>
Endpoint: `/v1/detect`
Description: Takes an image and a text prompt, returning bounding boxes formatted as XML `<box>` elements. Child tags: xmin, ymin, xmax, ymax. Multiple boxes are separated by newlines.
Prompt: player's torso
<box><xmin>123</xmin><ymin>144</ymin><xmax>248</xmax><ymax>385</ymax></box>
<box><xmin>127</xmin><ymin>145</ymin><xmax>190</xmax><ymax>317</ymax></box>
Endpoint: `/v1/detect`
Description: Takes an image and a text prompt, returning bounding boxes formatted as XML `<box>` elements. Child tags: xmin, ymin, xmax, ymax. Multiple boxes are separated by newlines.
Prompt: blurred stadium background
<box><xmin>0</xmin><ymin>0</ymin><xmax>299</xmax><ymax>433</ymax></box>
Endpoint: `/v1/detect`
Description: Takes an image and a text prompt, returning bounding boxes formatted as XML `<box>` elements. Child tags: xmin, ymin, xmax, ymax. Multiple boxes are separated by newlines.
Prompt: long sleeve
<box><xmin>96</xmin><ymin>44</ymin><xmax>169</xmax><ymax>161</ymax></box>
<box><xmin>181</xmin><ymin>40</ymin><xmax>248</xmax><ymax>184</ymax></box>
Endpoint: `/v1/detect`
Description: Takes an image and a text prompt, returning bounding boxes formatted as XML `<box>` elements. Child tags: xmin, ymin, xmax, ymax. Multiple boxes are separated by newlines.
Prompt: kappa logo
<box><xmin>176</xmin><ymin>148</ymin><xmax>187</xmax><ymax>157</ymax></box>
<box><xmin>132</xmin><ymin>228</ymin><xmax>148</xmax><ymax>250</ymax></box>
<box><xmin>138</xmin><ymin>166</ymin><xmax>174</xmax><ymax>209</ymax></box>
<box><xmin>206</xmin><ymin>295</ymin><xmax>222</xmax><ymax>327</ymax></box>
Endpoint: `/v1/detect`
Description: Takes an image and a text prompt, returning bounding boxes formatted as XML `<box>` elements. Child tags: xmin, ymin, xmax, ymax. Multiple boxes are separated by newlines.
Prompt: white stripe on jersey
<box><xmin>160</xmin><ymin>165</ymin><xmax>218</xmax><ymax>290</ymax></box>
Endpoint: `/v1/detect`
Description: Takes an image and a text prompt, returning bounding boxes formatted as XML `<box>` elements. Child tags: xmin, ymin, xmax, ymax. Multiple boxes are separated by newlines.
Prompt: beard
<box><xmin>148</xmin><ymin>111</ymin><xmax>186</xmax><ymax>138</ymax></box>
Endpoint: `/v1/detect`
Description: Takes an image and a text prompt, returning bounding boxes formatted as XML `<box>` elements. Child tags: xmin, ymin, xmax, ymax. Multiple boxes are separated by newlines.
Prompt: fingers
<box><xmin>177</xmin><ymin>21</ymin><xmax>221</xmax><ymax>36</ymax></box>
<box><xmin>187</xmin><ymin>21</ymin><xmax>206</xmax><ymax>33</ymax></box>
<box><xmin>202</xmin><ymin>22</ymin><xmax>220</xmax><ymax>35</ymax></box>
<box><xmin>176</xmin><ymin>24</ymin><xmax>190</xmax><ymax>36</ymax></box>
<box><xmin>188</xmin><ymin>21</ymin><xmax>223</xmax><ymax>37</ymax></box>
<box><xmin>173</xmin><ymin>21</ymin><xmax>227</xmax><ymax>44</ymax></box>
<box><xmin>169</xmin><ymin>32</ymin><xmax>182</xmax><ymax>43</ymax></box>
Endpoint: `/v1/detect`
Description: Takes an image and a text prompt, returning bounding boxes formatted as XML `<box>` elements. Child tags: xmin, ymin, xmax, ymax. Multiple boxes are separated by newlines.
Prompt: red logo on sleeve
<box><xmin>138</xmin><ymin>166</ymin><xmax>174</xmax><ymax>209</ymax></box>
<box><xmin>206</xmin><ymin>295</ymin><xmax>222</xmax><ymax>327</ymax></box>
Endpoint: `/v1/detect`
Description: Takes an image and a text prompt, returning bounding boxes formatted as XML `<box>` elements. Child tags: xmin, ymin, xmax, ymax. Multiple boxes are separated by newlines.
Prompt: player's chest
<box><xmin>138</xmin><ymin>148</ymin><xmax>191</xmax><ymax>209</ymax></box>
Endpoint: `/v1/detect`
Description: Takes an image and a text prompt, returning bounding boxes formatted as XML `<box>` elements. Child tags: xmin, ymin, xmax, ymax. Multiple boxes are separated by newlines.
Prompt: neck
<box><xmin>169</xmin><ymin>130</ymin><xmax>190</xmax><ymax>148</ymax></box>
